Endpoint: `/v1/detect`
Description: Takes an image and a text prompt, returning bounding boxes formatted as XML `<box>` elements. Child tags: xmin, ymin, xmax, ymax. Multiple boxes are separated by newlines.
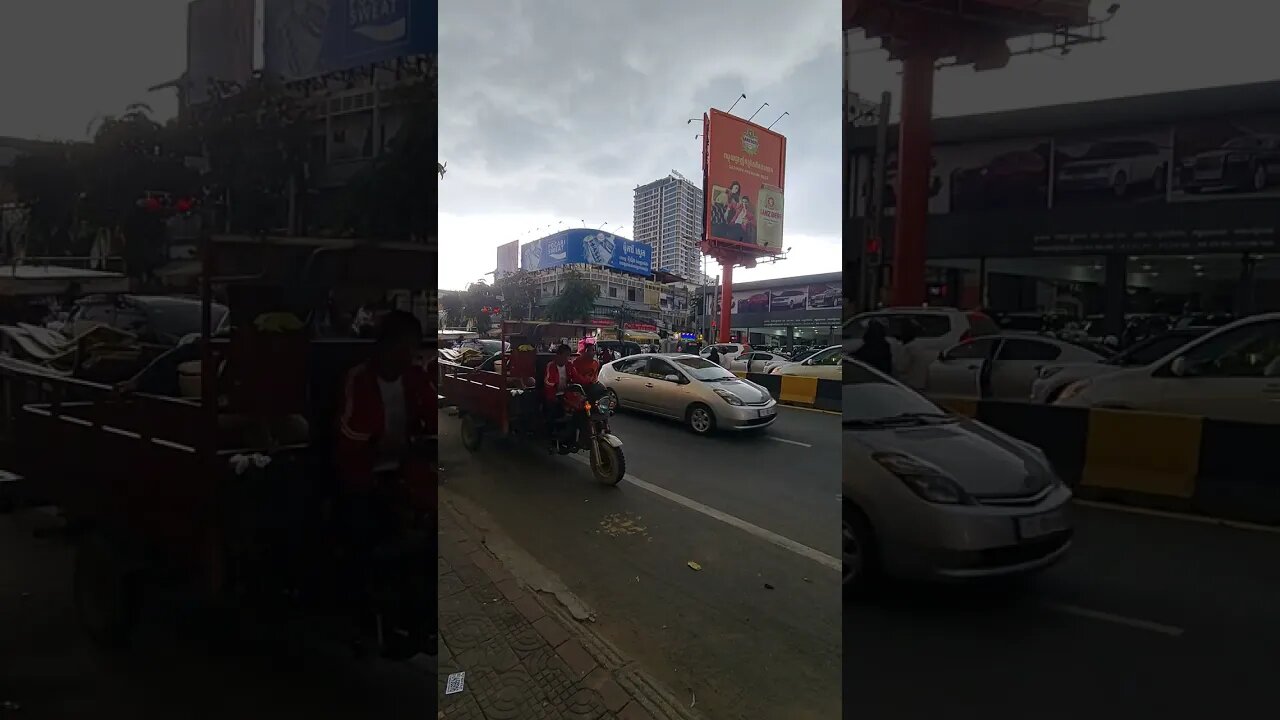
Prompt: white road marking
<box><xmin>768</xmin><ymin>436</ymin><xmax>812</xmax><ymax>448</ymax></box>
<box><xmin>1075</xmin><ymin>499</ymin><xmax>1280</xmax><ymax>535</ymax></box>
<box><xmin>569</xmin><ymin>454</ymin><xmax>841</xmax><ymax>573</ymax></box>
<box><xmin>1045</xmin><ymin>603</ymin><xmax>1184</xmax><ymax>637</ymax></box>
<box><xmin>778</xmin><ymin>404</ymin><xmax>839</xmax><ymax>416</ymax></box>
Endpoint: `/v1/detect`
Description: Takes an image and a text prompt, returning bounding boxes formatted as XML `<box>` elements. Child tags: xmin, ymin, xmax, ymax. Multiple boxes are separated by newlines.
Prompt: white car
<box><xmin>926</xmin><ymin>334</ymin><xmax>1106</xmax><ymax>401</ymax></box>
<box><xmin>730</xmin><ymin>351</ymin><xmax>790</xmax><ymax>374</ymax></box>
<box><xmin>1030</xmin><ymin>327</ymin><xmax>1211</xmax><ymax>403</ymax></box>
<box><xmin>844</xmin><ymin>307</ymin><xmax>1001</xmax><ymax>390</ymax></box>
<box><xmin>844</xmin><ymin>357</ymin><xmax>1072</xmax><ymax>590</ymax></box>
<box><xmin>1054</xmin><ymin>313</ymin><xmax>1280</xmax><ymax>424</ymax></box>
<box><xmin>700</xmin><ymin>343</ymin><xmax>746</xmax><ymax>367</ymax></box>
<box><xmin>769</xmin><ymin>345</ymin><xmax>842</xmax><ymax>380</ymax></box>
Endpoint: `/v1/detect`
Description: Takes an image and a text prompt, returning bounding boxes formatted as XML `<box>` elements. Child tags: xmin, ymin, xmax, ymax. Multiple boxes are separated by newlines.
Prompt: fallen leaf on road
<box><xmin>763</xmin><ymin>583</ymin><xmax>774</xmax><ymax>590</ymax></box>
<box><xmin>687</xmin><ymin>561</ymin><xmax>702</xmax><ymax>571</ymax></box>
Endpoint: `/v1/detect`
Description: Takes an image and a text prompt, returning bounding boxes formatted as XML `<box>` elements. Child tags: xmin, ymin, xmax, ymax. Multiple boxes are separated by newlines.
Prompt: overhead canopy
<box><xmin>211</xmin><ymin>235</ymin><xmax>436</xmax><ymax>291</ymax></box>
<box><xmin>846</xmin><ymin>0</ymin><xmax>1093</xmax><ymax>68</ymax></box>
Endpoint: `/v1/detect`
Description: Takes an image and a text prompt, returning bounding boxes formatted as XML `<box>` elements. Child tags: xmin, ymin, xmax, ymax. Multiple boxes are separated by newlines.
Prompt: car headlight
<box><xmin>872</xmin><ymin>452</ymin><xmax>972</xmax><ymax>505</ymax></box>
<box><xmin>1055</xmin><ymin>378</ymin><xmax>1092</xmax><ymax>403</ymax></box>
<box><xmin>1038</xmin><ymin>366</ymin><xmax>1064</xmax><ymax>380</ymax></box>
<box><xmin>713</xmin><ymin>388</ymin><xmax>744</xmax><ymax>406</ymax></box>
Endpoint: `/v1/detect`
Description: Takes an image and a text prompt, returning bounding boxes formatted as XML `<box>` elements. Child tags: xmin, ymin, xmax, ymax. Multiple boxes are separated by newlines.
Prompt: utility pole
<box><xmin>867</xmin><ymin>90</ymin><xmax>892</xmax><ymax>310</ymax></box>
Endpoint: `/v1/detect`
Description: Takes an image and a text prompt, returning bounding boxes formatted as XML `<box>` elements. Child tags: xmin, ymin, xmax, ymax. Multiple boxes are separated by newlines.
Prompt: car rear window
<box><xmin>966</xmin><ymin>312</ymin><xmax>1000</xmax><ymax>337</ymax></box>
<box><xmin>898</xmin><ymin>314</ymin><xmax>952</xmax><ymax>338</ymax></box>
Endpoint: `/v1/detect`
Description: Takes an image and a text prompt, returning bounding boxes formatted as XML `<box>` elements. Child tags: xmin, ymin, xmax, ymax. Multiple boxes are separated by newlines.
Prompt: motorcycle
<box><xmin>550</xmin><ymin>383</ymin><xmax>626</xmax><ymax>485</ymax></box>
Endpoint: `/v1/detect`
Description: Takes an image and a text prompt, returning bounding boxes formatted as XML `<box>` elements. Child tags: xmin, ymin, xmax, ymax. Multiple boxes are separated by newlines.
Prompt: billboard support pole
<box><xmin>868</xmin><ymin>90</ymin><xmax>891</xmax><ymax>310</ymax></box>
<box><xmin>890</xmin><ymin>51</ymin><xmax>933</xmax><ymax>307</ymax></box>
<box><xmin>719</xmin><ymin>262</ymin><xmax>733</xmax><ymax>343</ymax></box>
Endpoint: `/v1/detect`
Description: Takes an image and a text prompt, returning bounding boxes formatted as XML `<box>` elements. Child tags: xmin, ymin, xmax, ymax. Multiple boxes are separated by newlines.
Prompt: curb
<box><xmin>440</xmin><ymin>491</ymin><xmax>705</xmax><ymax>720</ymax></box>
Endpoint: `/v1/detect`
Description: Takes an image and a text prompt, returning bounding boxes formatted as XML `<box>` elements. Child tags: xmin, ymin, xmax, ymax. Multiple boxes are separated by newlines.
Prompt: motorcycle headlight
<box><xmin>1055</xmin><ymin>378</ymin><xmax>1092</xmax><ymax>403</ymax></box>
<box><xmin>713</xmin><ymin>388</ymin><xmax>744</xmax><ymax>406</ymax></box>
<box><xmin>872</xmin><ymin>452</ymin><xmax>972</xmax><ymax>505</ymax></box>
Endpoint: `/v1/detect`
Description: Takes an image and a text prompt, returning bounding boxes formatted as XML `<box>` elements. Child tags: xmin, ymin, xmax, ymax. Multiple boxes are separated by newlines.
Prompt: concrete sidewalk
<box><xmin>437</xmin><ymin>498</ymin><xmax>704</xmax><ymax>720</ymax></box>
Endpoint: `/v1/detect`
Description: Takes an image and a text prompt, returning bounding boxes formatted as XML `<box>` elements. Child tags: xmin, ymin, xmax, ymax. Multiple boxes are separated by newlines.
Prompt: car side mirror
<box><xmin>1170</xmin><ymin>355</ymin><xmax>1189</xmax><ymax>377</ymax></box>
<box><xmin>663</xmin><ymin>374</ymin><xmax>681</xmax><ymax>383</ymax></box>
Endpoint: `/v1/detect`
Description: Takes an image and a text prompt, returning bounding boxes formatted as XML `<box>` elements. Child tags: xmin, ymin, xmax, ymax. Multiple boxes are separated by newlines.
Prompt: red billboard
<box><xmin>704</xmin><ymin>109</ymin><xmax>787</xmax><ymax>256</ymax></box>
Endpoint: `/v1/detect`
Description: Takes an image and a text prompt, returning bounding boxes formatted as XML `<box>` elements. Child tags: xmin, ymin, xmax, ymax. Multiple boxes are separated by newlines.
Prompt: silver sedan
<box><xmin>598</xmin><ymin>353</ymin><xmax>778</xmax><ymax>435</ymax></box>
<box><xmin>844</xmin><ymin>357</ymin><xmax>1073</xmax><ymax>591</ymax></box>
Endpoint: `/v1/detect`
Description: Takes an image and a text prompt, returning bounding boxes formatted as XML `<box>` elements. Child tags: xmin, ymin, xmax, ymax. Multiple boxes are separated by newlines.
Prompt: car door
<box><xmin>1153</xmin><ymin>320</ymin><xmax>1280</xmax><ymax>423</ymax></box>
<box><xmin>607</xmin><ymin>357</ymin><xmax>650</xmax><ymax>408</ymax></box>
<box><xmin>990</xmin><ymin>338</ymin><xmax>1063</xmax><ymax>400</ymax></box>
<box><xmin>926</xmin><ymin>338</ymin><xmax>999</xmax><ymax>397</ymax></box>
<box><xmin>804</xmin><ymin>346</ymin><xmax>843</xmax><ymax>379</ymax></box>
<box><xmin>643</xmin><ymin>357</ymin><xmax>688</xmax><ymax>417</ymax></box>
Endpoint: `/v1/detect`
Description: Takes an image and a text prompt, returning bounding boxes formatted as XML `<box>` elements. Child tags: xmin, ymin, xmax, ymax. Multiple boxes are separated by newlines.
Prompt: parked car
<box><xmin>1030</xmin><ymin>327</ymin><xmax>1212</xmax><ymax>403</ymax></box>
<box><xmin>844</xmin><ymin>307</ymin><xmax>1000</xmax><ymax>390</ymax></box>
<box><xmin>67</xmin><ymin>294</ymin><xmax>229</xmax><ymax>346</ymax></box>
<box><xmin>1054</xmin><ymin>312</ymin><xmax>1280</xmax><ymax>423</ymax></box>
<box><xmin>1179</xmin><ymin>134</ymin><xmax>1280</xmax><ymax>194</ymax></box>
<box><xmin>597</xmin><ymin>340</ymin><xmax>643</xmax><ymax>358</ymax></box>
<box><xmin>770</xmin><ymin>289</ymin><xmax>808</xmax><ymax>311</ymax></box>
<box><xmin>769</xmin><ymin>345</ymin><xmax>842</xmax><ymax>380</ymax></box>
<box><xmin>843</xmin><ymin>356</ymin><xmax>1072</xmax><ymax>591</ymax></box>
<box><xmin>1056</xmin><ymin>140</ymin><xmax>1168</xmax><ymax>198</ymax></box>
<box><xmin>730</xmin><ymin>351</ymin><xmax>790</xmax><ymax>374</ymax></box>
<box><xmin>926</xmin><ymin>334</ymin><xmax>1107</xmax><ymax>400</ymax></box>
<box><xmin>700</xmin><ymin>343</ymin><xmax>747</xmax><ymax>366</ymax></box>
<box><xmin>599</xmin><ymin>353</ymin><xmax>777</xmax><ymax>434</ymax></box>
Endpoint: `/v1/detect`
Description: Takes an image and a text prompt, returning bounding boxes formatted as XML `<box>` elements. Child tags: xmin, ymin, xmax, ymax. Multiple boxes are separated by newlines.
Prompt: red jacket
<box><xmin>336</xmin><ymin>361</ymin><xmax>435</xmax><ymax>502</ymax></box>
<box><xmin>571</xmin><ymin>355</ymin><xmax>601</xmax><ymax>385</ymax></box>
<box><xmin>542</xmin><ymin>359</ymin><xmax>583</xmax><ymax>403</ymax></box>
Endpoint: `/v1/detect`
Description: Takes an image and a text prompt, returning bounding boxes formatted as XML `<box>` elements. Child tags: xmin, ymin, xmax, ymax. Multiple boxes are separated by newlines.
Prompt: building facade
<box><xmin>695</xmin><ymin>271</ymin><xmax>844</xmax><ymax>352</ymax></box>
<box><xmin>632</xmin><ymin>172</ymin><xmax>706</xmax><ymax>284</ymax></box>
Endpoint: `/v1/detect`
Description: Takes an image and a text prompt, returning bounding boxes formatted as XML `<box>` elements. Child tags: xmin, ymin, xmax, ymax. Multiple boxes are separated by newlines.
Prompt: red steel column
<box><xmin>890</xmin><ymin>49</ymin><xmax>935</xmax><ymax>307</ymax></box>
<box><xmin>719</xmin><ymin>260</ymin><xmax>733</xmax><ymax>342</ymax></box>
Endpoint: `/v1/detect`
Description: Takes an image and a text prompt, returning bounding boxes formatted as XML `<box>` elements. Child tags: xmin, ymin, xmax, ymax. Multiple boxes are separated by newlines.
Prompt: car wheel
<box><xmin>844</xmin><ymin>503</ymin><xmax>878</xmax><ymax>595</ymax></box>
<box><xmin>1253</xmin><ymin>163</ymin><xmax>1268</xmax><ymax>192</ymax></box>
<box><xmin>686</xmin><ymin>403</ymin><xmax>716</xmax><ymax>435</ymax></box>
<box><xmin>605</xmin><ymin>388</ymin><xmax>621</xmax><ymax>411</ymax></box>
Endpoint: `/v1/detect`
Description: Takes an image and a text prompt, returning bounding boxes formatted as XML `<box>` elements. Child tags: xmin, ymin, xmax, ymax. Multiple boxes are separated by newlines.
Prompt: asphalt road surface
<box><xmin>847</xmin><ymin>502</ymin><xmax>1280</xmax><ymax>719</ymax></box>
<box><xmin>439</xmin><ymin>404</ymin><xmax>842</xmax><ymax>720</ymax></box>
<box><xmin>0</xmin><ymin>508</ymin><xmax>433</xmax><ymax>719</ymax></box>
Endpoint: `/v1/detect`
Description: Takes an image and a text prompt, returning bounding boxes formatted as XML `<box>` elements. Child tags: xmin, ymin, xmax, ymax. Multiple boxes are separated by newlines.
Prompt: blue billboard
<box><xmin>520</xmin><ymin>229</ymin><xmax>653</xmax><ymax>277</ymax></box>
<box><xmin>264</xmin><ymin>0</ymin><xmax>436</xmax><ymax>82</ymax></box>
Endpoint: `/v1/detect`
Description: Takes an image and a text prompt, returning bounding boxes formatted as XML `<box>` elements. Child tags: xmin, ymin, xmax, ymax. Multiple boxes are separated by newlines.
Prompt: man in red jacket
<box><xmin>543</xmin><ymin>344</ymin><xmax>584</xmax><ymax>452</ymax></box>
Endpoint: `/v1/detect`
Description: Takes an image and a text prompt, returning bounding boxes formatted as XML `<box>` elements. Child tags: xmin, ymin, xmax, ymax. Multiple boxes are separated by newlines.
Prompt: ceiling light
<box><xmin>1127</xmin><ymin>256</ymin><xmax>1138</xmax><ymax>261</ymax></box>
<box><xmin>1193</xmin><ymin>264</ymin><xmax>1203</xmax><ymax>271</ymax></box>
<box><xmin>1150</xmin><ymin>272</ymin><xmax>1160</xmax><ymax>277</ymax></box>
<box><xmin>1195</xmin><ymin>271</ymin><xmax>1205</xmax><ymax>277</ymax></box>
<box><xmin>1185</xmin><ymin>256</ymin><xmax>1196</xmax><ymax>261</ymax></box>
<box><xmin>1141</xmin><ymin>264</ymin><xmax>1153</xmax><ymax>271</ymax></box>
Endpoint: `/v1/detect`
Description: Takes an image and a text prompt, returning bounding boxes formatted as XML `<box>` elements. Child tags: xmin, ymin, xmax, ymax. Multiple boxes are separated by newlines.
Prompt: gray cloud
<box><xmin>440</xmin><ymin>0</ymin><xmax>843</xmax><ymax>240</ymax></box>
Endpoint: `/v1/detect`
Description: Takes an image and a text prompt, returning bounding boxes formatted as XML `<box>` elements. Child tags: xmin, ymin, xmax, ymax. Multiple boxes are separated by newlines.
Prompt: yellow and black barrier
<box><xmin>733</xmin><ymin>371</ymin><xmax>840</xmax><ymax>412</ymax></box>
<box><xmin>931</xmin><ymin>396</ymin><xmax>1280</xmax><ymax>525</ymax></box>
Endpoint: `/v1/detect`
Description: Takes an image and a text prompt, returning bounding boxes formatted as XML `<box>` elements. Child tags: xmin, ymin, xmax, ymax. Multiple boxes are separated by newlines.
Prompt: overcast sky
<box><xmin>0</xmin><ymin>1</ymin><xmax>184</xmax><ymax>140</ymax></box>
<box><xmin>848</xmin><ymin>0</ymin><xmax>1280</xmax><ymax>120</ymax></box>
<box><xmin>438</xmin><ymin>0</ymin><xmax>843</xmax><ymax>291</ymax></box>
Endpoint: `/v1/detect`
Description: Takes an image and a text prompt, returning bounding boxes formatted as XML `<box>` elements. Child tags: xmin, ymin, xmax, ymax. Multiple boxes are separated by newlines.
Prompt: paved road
<box><xmin>847</xmin><ymin>502</ymin><xmax>1280</xmax><ymax>719</ymax></box>
<box><xmin>439</xmin><ymin>404</ymin><xmax>842</xmax><ymax>720</ymax></box>
<box><xmin>0</xmin><ymin>509</ymin><xmax>433</xmax><ymax>719</ymax></box>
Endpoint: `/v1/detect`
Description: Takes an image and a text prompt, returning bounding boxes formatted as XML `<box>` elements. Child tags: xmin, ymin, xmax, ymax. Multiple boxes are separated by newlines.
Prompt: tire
<box><xmin>1253</xmin><ymin>164</ymin><xmax>1268</xmax><ymax>192</ymax></box>
<box><xmin>459</xmin><ymin>414</ymin><xmax>483</xmax><ymax>452</ymax></box>
<box><xmin>605</xmin><ymin>389</ymin><xmax>621</xmax><ymax>412</ymax></box>
<box><xmin>685</xmin><ymin>403</ymin><xmax>716</xmax><ymax>436</ymax></box>
<box><xmin>74</xmin><ymin>532</ymin><xmax>140</xmax><ymax>648</ymax></box>
<box><xmin>843</xmin><ymin>504</ymin><xmax>878</xmax><ymax>597</ymax></box>
<box><xmin>591</xmin><ymin>441</ymin><xmax>625</xmax><ymax>486</ymax></box>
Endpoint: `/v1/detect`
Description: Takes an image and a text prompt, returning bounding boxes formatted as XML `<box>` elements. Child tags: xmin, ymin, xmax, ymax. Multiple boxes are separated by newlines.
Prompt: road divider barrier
<box><xmin>733</xmin><ymin>371</ymin><xmax>840</xmax><ymax>412</ymax></box>
<box><xmin>930</xmin><ymin>396</ymin><xmax>1280</xmax><ymax>525</ymax></box>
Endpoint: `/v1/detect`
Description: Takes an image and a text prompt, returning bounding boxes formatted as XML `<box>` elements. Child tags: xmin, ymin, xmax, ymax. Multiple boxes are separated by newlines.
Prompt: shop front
<box><xmin>698</xmin><ymin>272</ymin><xmax>843</xmax><ymax>354</ymax></box>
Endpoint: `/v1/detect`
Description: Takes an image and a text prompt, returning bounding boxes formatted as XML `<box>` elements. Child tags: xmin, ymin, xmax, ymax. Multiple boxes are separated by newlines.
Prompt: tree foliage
<box><xmin>495</xmin><ymin>270</ymin><xmax>540</xmax><ymax>321</ymax></box>
<box><xmin>549</xmin><ymin>270</ymin><xmax>599</xmax><ymax>322</ymax></box>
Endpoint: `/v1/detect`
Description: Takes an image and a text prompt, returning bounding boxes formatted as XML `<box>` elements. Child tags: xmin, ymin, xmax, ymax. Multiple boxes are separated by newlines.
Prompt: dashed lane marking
<box><xmin>1075</xmin><ymin>499</ymin><xmax>1280</xmax><ymax>535</ymax></box>
<box><xmin>568</xmin><ymin>454</ymin><xmax>841</xmax><ymax>573</ymax></box>
<box><xmin>768</xmin><ymin>436</ymin><xmax>813</xmax><ymax>448</ymax></box>
<box><xmin>1044</xmin><ymin>603</ymin><xmax>1185</xmax><ymax>637</ymax></box>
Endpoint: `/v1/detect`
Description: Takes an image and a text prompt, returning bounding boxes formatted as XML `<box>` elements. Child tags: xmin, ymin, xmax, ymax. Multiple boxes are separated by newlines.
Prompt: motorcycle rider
<box><xmin>543</xmin><ymin>343</ymin><xmax>586</xmax><ymax>453</ymax></box>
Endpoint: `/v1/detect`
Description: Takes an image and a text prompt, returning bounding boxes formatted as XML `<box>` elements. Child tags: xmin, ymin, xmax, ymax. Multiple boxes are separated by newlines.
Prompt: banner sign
<box><xmin>495</xmin><ymin>240</ymin><xmax>518</xmax><ymax>278</ymax></box>
<box><xmin>263</xmin><ymin>0</ymin><xmax>437</xmax><ymax>82</ymax></box>
<box><xmin>704</xmin><ymin>109</ymin><xmax>787</xmax><ymax>254</ymax></box>
<box><xmin>186</xmin><ymin>0</ymin><xmax>254</xmax><ymax>106</ymax></box>
<box><xmin>520</xmin><ymin>229</ymin><xmax>653</xmax><ymax>277</ymax></box>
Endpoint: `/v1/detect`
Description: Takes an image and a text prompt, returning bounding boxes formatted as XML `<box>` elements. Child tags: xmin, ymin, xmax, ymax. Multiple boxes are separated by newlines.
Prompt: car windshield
<box><xmin>843</xmin><ymin>357</ymin><xmax>953</xmax><ymax>425</ymax></box>
<box><xmin>675</xmin><ymin>356</ymin><xmax>736</xmax><ymax>381</ymax></box>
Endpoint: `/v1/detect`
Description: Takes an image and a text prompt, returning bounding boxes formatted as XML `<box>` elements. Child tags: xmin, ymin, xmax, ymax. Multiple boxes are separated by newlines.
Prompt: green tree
<box><xmin>9</xmin><ymin>146</ymin><xmax>80</xmax><ymax>256</ymax></box>
<box><xmin>548</xmin><ymin>270</ymin><xmax>599</xmax><ymax>322</ymax></box>
<box><xmin>463</xmin><ymin>281</ymin><xmax>500</xmax><ymax>332</ymax></box>
<box><xmin>496</xmin><ymin>270</ymin><xmax>540</xmax><ymax>320</ymax></box>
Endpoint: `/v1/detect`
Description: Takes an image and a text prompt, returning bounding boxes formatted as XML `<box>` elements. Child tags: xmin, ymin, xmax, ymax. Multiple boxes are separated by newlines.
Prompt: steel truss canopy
<box><xmin>845</xmin><ymin>0</ymin><xmax>1097</xmax><ymax>69</ymax></box>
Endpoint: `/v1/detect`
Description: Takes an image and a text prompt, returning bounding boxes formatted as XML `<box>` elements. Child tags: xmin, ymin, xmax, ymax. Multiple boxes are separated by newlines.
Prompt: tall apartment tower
<box><xmin>632</xmin><ymin>171</ymin><xmax>705</xmax><ymax>284</ymax></box>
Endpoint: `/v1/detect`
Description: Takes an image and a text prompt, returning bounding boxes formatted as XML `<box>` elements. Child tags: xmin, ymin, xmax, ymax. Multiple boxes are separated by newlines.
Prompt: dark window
<box><xmin>888</xmin><ymin>313</ymin><xmax>952</xmax><ymax>338</ymax></box>
<box><xmin>1178</xmin><ymin>321</ymin><xmax>1280</xmax><ymax>378</ymax></box>
<box><xmin>998</xmin><ymin>339</ymin><xmax>1062</xmax><ymax>362</ymax></box>
<box><xmin>609</xmin><ymin>287</ymin><xmax>618</xmax><ymax>298</ymax></box>
<box><xmin>1119</xmin><ymin>334</ymin><xmax>1196</xmax><ymax>366</ymax></box>
<box><xmin>945</xmin><ymin>339</ymin><xmax>996</xmax><ymax>361</ymax></box>
<box><xmin>613</xmin><ymin>357</ymin><xmax>646</xmax><ymax>374</ymax></box>
<box><xmin>628</xmin><ymin>288</ymin><xmax>637</xmax><ymax>301</ymax></box>
<box><xmin>646</xmin><ymin>358</ymin><xmax>679</xmax><ymax>379</ymax></box>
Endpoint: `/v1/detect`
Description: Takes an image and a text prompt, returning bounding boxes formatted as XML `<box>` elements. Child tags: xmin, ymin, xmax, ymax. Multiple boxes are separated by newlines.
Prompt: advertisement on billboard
<box><xmin>806</xmin><ymin>281</ymin><xmax>843</xmax><ymax>309</ymax></box>
<box><xmin>186</xmin><ymin>0</ymin><xmax>255</xmax><ymax>106</ymax></box>
<box><xmin>496</xmin><ymin>240</ymin><xmax>518</xmax><ymax>278</ymax></box>
<box><xmin>263</xmin><ymin>0</ymin><xmax>437</xmax><ymax>82</ymax></box>
<box><xmin>1053</xmin><ymin>129</ymin><xmax>1173</xmax><ymax>206</ymax></box>
<box><xmin>1171</xmin><ymin>115</ymin><xmax>1280</xmax><ymax>202</ymax></box>
<box><xmin>705</xmin><ymin>109</ymin><xmax>787</xmax><ymax>253</ymax></box>
<box><xmin>769</xmin><ymin>287</ymin><xmax>809</xmax><ymax>312</ymax></box>
<box><xmin>730</xmin><ymin>290</ymin><xmax>769</xmax><ymax>315</ymax></box>
<box><xmin>519</xmin><ymin>229</ymin><xmax>653</xmax><ymax>276</ymax></box>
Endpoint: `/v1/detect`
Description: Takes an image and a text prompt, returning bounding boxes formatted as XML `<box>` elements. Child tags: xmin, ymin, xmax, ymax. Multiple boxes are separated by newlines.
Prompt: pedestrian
<box><xmin>852</xmin><ymin>320</ymin><xmax>893</xmax><ymax>376</ymax></box>
<box><xmin>707</xmin><ymin>345</ymin><xmax>720</xmax><ymax>366</ymax></box>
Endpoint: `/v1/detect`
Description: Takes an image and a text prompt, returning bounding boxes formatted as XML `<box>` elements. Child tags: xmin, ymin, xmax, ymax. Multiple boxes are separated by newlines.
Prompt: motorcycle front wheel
<box><xmin>590</xmin><ymin>438</ymin><xmax>625</xmax><ymax>486</ymax></box>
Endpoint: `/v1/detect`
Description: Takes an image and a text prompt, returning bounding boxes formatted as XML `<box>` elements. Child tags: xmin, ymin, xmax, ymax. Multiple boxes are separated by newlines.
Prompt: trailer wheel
<box><xmin>74</xmin><ymin>531</ymin><xmax>140</xmax><ymax>648</ymax></box>
<box><xmin>460</xmin><ymin>414</ymin><xmax>484</xmax><ymax>452</ymax></box>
